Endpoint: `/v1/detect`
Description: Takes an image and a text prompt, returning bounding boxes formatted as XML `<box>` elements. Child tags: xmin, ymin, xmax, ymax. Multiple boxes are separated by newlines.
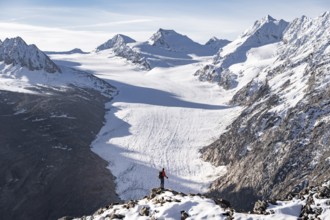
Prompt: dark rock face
<box><xmin>0</xmin><ymin>88</ymin><xmax>120</xmax><ymax>220</ymax></box>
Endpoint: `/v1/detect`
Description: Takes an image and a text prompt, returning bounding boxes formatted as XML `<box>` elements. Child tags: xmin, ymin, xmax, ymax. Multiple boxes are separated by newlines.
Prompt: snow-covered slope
<box><xmin>201</xmin><ymin>12</ymin><xmax>330</xmax><ymax>210</ymax></box>
<box><xmin>195</xmin><ymin>15</ymin><xmax>288</xmax><ymax>83</ymax></box>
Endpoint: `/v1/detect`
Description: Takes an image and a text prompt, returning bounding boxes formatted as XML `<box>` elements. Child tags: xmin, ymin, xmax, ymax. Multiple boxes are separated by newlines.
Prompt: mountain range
<box><xmin>94</xmin><ymin>28</ymin><xmax>230</xmax><ymax>69</ymax></box>
<box><xmin>1</xmin><ymin>12</ymin><xmax>330</xmax><ymax>220</ymax></box>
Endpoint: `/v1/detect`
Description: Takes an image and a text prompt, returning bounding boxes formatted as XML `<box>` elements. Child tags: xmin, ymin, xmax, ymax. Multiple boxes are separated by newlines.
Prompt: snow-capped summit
<box><xmin>95</xmin><ymin>34</ymin><xmax>150</xmax><ymax>70</ymax></box>
<box><xmin>148</xmin><ymin>28</ymin><xmax>191</xmax><ymax>49</ymax></box>
<box><xmin>239</xmin><ymin>15</ymin><xmax>288</xmax><ymax>45</ymax></box>
<box><xmin>195</xmin><ymin>15</ymin><xmax>288</xmax><ymax>84</ymax></box>
<box><xmin>205</xmin><ymin>37</ymin><xmax>231</xmax><ymax>51</ymax></box>
<box><xmin>219</xmin><ymin>15</ymin><xmax>288</xmax><ymax>60</ymax></box>
<box><xmin>0</xmin><ymin>37</ymin><xmax>60</xmax><ymax>73</ymax></box>
<box><xmin>147</xmin><ymin>28</ymin><xmax>208</xmax><ymax>53</ymax></box>
<box><xmin>96</xmin><ymin>34</ymin><xmax>136</xmax><ymax>52</ymax></box>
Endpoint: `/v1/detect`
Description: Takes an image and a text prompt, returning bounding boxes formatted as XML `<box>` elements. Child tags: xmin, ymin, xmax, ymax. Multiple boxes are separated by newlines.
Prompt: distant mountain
<box><xmin>96</xmin><ymin>34</ymin><xmax>136</xmax><ymax>52</ymax></box>
<box><xmin>95</xmin><ymin>29</ymin><xmax>229</xmax><ymax>69</ymax></box>
<box><xmin>148</xmin><ymin>28</ymin><xmax>207</xmax><ymax>54</ymax></box>
<box><xmin>95</xmin><ymin>34</ymin><xmax>150</xmax><ymax>70</ymax></box>
<box><xmin>146</xmin><ymin>28</ymin><xmax>219</xmax><ymax>56</ymax></box>
<box><xmin>205</xmin><ymin>37</ymin><xmax>231</xmax><ymax>51</ymax></box>
<box><xmin>195</xmin><ymin>15</ymin><xmax>288</xmax><ymax>84</ymax></box>
<box><xmin>0</xmin><ymin>37</ymin><xmax>61</xmax><ymax>73</ymax></box>
<box><xmin>46</xmin><ymin>48</ymin><xmax>88</xmax><ymax>55</ymax></box>
<box><xmin>201</xmin><ymin>12</ymin><xmax>330</xmax><ymax>211</ymax></box>
<box><xmin>0</xmin><ymin>37</ymin><xmax>119</xmax><ymax>220</ymax></box>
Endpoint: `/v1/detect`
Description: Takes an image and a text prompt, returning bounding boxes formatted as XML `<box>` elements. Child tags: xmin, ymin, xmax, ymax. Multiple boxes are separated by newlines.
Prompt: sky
<box><xmin>0</xmin><ymin>0</ymin><xmax>329</xmax><ymax>51</ymax></box>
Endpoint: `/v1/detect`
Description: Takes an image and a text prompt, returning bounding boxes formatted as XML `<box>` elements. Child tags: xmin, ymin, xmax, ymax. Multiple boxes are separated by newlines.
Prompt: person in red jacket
<box><xmin>159</xmin><ymin>168</ymin><xmax>168</xmax><ymax>189</ymax></box>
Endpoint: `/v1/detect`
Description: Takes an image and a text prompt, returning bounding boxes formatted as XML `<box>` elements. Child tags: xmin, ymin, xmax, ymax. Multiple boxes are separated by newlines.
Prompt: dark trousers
<box><xmin>160</xmin><ymin>178</ymin><xmax>164</xmax><ymax>189</ymax></box>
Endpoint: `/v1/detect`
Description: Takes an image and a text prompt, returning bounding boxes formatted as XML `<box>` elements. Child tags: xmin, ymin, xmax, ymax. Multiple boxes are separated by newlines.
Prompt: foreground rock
<box><xmin>70</xmin><ymin>184</ymin><xmax>330</xmax><ymax>219</ymax></box>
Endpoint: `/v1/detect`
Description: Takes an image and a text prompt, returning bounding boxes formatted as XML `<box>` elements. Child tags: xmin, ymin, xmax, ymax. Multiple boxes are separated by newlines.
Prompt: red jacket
<box><xmin>162</xmin><ymin>170</ymin><xmax>168</xmax><ymax>178</ymax></box>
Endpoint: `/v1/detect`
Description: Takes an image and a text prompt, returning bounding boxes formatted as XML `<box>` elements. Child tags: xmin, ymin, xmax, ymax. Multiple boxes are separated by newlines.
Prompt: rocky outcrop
<box><xmin>68</xmin><ymin>183</ymin><xmax>330</xmax><ymax>219</ymax></box>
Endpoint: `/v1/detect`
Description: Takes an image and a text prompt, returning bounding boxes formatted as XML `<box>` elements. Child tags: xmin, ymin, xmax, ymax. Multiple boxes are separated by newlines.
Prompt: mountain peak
<box><xmin>0</xmin><ymin>37</ymin><xmax>60</xmax><ymax>73</ymax></box>
<box><xmin>321</xmin><ymin>11</ymin><xmax>330</xmax><ymax>17</ymax></box>
<box><xmin>263</xmin><ymin>15</ymin><xmax>276</xmax><ymax>22</ymax></box>
<box><xmin>148</xmin><ymin>28</ymin><xmax>199</xmax><ymax>51</ymax></box>
<box><xmin>205</xmin><ymin>37</ymin><xmax>231</xmax><ymax>51</ymax></box>
<box><xmin>157</xmin><ymin>28</ymin><xmax>178</xmax><ymax>35</ymax></box>
<box><xmin>4</xmin><ymin>36</ymin><xmax>28</xmax><ymax>48</ymax></box>
<box><xmin>149</xmin><ymin>28</ymin><xmax>182</xmax><ymax>47</ymax></box>
<box><xmin>241</xmin><ymin>15</ymin><xmax>288</xmax><ymax>39</ymax></box>
<box><xmin>96</xmin><ymin>34</ymin><xmax>136</xmax><ymax>52</ymax></box>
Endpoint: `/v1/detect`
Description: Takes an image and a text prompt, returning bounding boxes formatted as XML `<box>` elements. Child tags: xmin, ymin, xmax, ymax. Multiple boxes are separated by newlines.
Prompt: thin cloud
<box><xmin>63</xmin><ymin>19</ymin><xmax>153</xmax><ymax>29</ymax></box>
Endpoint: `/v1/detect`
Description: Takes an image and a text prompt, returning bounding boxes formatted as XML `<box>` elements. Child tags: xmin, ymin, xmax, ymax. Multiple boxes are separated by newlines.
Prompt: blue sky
<box><xmin>0</xmin><ymin>0</ymin><xmax>329</xmax><ymax>51</ymax></box>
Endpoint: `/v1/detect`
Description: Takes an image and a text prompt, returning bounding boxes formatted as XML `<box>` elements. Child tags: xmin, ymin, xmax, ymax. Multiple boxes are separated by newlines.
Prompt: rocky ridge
<box><xmin>201</xmin><ymin>12</ymin><xmax>330</xmax><ymax>211</ymax></box>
